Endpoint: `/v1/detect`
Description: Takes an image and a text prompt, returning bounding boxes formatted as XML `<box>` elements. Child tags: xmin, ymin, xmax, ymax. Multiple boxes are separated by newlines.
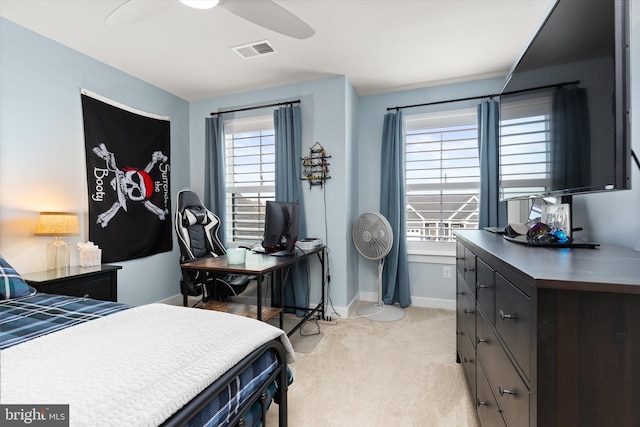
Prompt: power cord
<box><xmin>299</xmin><ymin>316</ymin><xmax>321</xmax><ymax>336</ymax></box>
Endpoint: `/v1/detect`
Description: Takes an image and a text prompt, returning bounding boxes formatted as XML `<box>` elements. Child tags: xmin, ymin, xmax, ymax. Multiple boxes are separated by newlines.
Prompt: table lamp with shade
<box><xmin>34</xmin><ymin>212</ymin><xmax>80</xmax><ymax>270</ymax></box>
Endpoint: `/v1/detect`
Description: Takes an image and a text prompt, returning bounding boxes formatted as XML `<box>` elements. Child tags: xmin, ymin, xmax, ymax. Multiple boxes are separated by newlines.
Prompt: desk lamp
<box><xmin>34</xmin><ymin>212</ymin><xmax>80</xmax><ymax>270</ymax></box>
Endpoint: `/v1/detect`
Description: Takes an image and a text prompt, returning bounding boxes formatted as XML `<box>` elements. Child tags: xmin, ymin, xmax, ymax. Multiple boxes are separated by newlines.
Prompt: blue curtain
<box><xmin>477</xmin><ymin>99</ymin><xmax>507</xmax><ymax>228</ymax></box>
<box><xmin>551</xmin><ymin>87</ymin><xmax>590</xmax><ymax>190</ymax></box>
<box><xmin>204</xmin><ymin>116</ymin><xmax>227</xmax><ymax>244</ymax></box>
<box><xmin>380</xmin><ymin>111</ymin><xmax>411</xmax><ymax>308</ymax></box>
<box><xmin>274</xmin><ymin>105</ymin><xmax>308</xmax><ymax>314</ymax></box>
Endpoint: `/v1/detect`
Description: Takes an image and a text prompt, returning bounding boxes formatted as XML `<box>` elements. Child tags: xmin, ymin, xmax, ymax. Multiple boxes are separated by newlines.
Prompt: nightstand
<box><xmin>22</xmin><ymin>265</ymin><xmax>121</xmax><ymax>302</ymax></box>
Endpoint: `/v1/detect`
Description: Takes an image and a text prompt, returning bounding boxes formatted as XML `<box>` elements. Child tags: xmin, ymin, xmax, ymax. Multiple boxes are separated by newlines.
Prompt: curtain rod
<box><xmin>211</xmin><ymin>99</ymin><xmax>300</xmax><ymax>116</ymax></box>
<box><xmin>386</xmin><ymin>81</ymin><xmax>580</xmax><ymax>112</ymax></box>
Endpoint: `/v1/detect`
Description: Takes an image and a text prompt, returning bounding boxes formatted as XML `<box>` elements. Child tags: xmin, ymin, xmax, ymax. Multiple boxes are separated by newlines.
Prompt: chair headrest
<box><xmin>182</xmin><ymin>206</ymin><xmax>209</xmax><ymax>226</ymax></box>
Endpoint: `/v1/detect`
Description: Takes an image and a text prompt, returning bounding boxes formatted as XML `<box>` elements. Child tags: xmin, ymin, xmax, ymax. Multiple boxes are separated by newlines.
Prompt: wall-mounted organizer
<box><xmin>301</xmin><ymin>142</ymin><xmax>331</xmax><ymax>189</ymax></box>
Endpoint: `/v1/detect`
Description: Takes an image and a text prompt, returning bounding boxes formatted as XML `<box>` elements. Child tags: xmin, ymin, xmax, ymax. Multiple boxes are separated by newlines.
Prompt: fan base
<box><xmin>357</xmin><ymin>303</ymin><xmax>405</xmax><ymax>322</ymax></box>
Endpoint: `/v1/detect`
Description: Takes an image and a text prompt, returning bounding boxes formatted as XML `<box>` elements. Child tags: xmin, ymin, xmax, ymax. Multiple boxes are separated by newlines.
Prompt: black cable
<box><xmin>299</xmin><ymin>316</ymin><xmax>321</xmax><ymax>336</ymax></box>
<box><xmin>321</xmin><ymin>182</ymin><xmax>339</xmax><ymax>320</ymax></box>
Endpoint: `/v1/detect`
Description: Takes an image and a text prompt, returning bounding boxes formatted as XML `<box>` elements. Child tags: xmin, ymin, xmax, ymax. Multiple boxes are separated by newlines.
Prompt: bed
<box><xmin>0</xmin><ymin>257</ymin><xmax>294</xmax><ymax>427</ymax></box>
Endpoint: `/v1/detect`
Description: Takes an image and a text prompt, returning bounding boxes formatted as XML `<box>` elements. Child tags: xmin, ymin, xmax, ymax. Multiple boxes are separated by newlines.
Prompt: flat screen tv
<box><xmin>261</xmin><ymin>201</ymin><xmax>300</xmax><ymax>255</ymax></box>
<box><xmin>499</xmin><ymin>0</ymin><xmax>630</xmax><ymax>201</ymax></box>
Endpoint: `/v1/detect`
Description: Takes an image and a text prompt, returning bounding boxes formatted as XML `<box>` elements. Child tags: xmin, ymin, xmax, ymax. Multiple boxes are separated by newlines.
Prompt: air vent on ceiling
<box><xmin>232</xmin><ymin>40</ymin><xmax>276</xmax><ymax>59</ymax></box>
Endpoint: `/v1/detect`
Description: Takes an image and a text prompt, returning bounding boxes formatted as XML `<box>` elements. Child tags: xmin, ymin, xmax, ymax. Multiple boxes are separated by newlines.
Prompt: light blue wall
<box><xmin>356</xmin><ymin>78</ymin><xmax>506</xmax><ymax>306</ymax></box>
<box><xmin>1</xmin><ymin>2</ymin><xmax>636</xmax><ymax>311</ymax></box>
<box><xmin>345</xmin><ymin>78</ymin><xmax>360</xmax><ymax>307</ymax></box>
<box><xmin>0</xmin><ymin>18</ymin><xmax>191</xmax><ymax>305</ymax></box>
<box><xmin>188</xmin><ymin>76</ymin><xmax>355</xmax><ymax>309</ymax></box>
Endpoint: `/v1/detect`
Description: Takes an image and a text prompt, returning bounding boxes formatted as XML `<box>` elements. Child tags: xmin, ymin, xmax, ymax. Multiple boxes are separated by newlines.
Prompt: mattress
<box><xmin>0</xmin><ymin>293</ymin><xmax>293</xmax><ymax>426</ymax></box>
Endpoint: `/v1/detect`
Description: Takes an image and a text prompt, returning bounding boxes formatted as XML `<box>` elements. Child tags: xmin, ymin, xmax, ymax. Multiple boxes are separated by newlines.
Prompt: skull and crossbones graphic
<box><xmin>92</xmin><ymin>143</ymin><xmax>169</xmax><ymax>228</ymax></box>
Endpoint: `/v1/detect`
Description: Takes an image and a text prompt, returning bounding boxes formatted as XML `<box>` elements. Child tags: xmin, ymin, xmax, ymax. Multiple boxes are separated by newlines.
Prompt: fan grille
<box><xmin>352</xmin><ymin>212</ymin><xmax>393</xmax><ymax>260</ymax></box>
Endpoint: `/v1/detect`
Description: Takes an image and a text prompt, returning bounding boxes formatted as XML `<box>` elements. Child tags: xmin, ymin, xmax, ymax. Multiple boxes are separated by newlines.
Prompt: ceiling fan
<box><xmin>105</xmin><ymin>0</ymin><xmax>315</xmax><ymax>39</ymax></box>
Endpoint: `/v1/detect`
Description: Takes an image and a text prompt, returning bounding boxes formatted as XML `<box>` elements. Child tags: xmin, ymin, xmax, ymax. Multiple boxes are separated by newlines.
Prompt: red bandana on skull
<box><xmin>123</xmin><ymin>167</ymin><xmax>154</xmax><ymax>201</ymax></box>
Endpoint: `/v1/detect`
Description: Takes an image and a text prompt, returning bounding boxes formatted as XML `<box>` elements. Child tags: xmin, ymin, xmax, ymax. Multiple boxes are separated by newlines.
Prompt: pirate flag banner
<box><xmin>81</xmin><ymin>90</ymin><xmax>172</xmax><ymax>263</ymax></box>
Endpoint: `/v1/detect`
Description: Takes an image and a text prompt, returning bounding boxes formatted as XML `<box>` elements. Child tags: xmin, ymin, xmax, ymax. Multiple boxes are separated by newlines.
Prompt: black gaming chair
<box><xmin>175</xmin><ymin>189</ymin><xmax>250</xmax><ymax>304</ymax></box>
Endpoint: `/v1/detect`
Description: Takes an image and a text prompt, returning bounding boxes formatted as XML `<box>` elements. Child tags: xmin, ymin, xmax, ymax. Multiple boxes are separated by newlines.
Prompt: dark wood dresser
<box><xmin>22</xmin><ymin>264</ymin><xmax>121</xmax><ymax>302</ymax></box>
<box><xmin>455</xmin><ymin>230</ymin><xmax>640</xmax><ymax>427</ymax></box>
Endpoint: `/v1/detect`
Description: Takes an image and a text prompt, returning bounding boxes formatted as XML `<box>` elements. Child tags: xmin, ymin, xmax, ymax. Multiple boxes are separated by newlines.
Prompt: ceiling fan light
<box><xmin>179</xmin><ymin>0</ymin><xmax>219</xmax><ymax>10</ymax></box>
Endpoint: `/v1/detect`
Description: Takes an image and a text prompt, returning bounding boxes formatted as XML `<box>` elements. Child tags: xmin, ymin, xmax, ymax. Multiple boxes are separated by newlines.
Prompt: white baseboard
<box><xmin>157</xmin><ymin>292</ymin><xmax>455</xmax><ymax>315</ymax></box>
<box><xmin>156</xmin><ymin>294</ymin><xmax>200</xmax><ymax>307</ymax></box>
<box><xmin>358</xmin><ymin>291</ymin><xmax>455</xmax><ymax>311</ymax></box>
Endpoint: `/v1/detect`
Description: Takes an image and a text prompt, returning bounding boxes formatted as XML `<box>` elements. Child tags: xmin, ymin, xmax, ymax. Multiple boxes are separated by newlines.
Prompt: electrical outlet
<box><xmin>443</xmin><ymin>266</ymin><xmax>452</xmax><ymax>279</ymax></box>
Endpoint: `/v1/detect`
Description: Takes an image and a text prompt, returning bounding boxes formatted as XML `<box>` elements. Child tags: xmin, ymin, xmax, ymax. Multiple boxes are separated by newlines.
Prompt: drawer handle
<box><xmin>464</xmin><ymin>309</ymin><xmax>475</xmax><ymax>315</ymax></box>
<box><xmin>498</xmin><ymin>385</ymin><xmax>516</xmax><ymax>396</ymax></box>
<box><xmin>456</xmin><ymin>331</ymin><xmax>464</xmax><ymax>336</ymax></box>
<box><xmin>499</xmin><ymin>310</ymin><xmax>518</xmax><ymax>321</ymax></box>
<box><xmin>463</xmin><ymin>356</ymin><xmax>473</xmax><ymax>364</ymax></box>
<box><xmin>477</xmin><ymin>337</ymin><xmax>489</xmax><ymax>344</ymax></box>
<box><xmin>464</xmin><ymin>267</ymin><xmax>475</xmax><ymax>272</ymax></box>
<box><xmin>477</xmin><ymin>282</ymin><xmax>490</xmax><ymax>289</ymax></box>
<box><xmin>456</xmin><ymin>290</ymin><xmax>466</xmax><ymax>295</ymax></box>
<box><xmin>477</xmin><ymin>399</ymin><xmax>487</xmax><ymax>407</ymax></box>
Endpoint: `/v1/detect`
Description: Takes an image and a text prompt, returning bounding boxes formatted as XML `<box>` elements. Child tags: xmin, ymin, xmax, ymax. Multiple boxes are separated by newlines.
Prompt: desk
<box><xmin>180</xmin><ymin>246</ymin><xmax>325</xmax><ymax>337</ymax></box>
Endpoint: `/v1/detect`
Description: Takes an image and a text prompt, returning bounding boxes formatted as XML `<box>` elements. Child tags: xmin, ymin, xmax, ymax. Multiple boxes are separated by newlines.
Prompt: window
<box><xmin>224</xmin><ymin>115</ymin><xmax>275</xmax><ymax>245</ymax></box>
<box><xmin>404</xmin><ymin>109</ymin><xmax>480</xmax><ymax>243</ymax></box>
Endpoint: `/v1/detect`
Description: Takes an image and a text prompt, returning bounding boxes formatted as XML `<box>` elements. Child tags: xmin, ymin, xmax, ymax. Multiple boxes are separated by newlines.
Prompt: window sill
<box><xmin>407</xmin><ymin>247</ymin><xmax>456</xmax><ymax>265</ymax></box>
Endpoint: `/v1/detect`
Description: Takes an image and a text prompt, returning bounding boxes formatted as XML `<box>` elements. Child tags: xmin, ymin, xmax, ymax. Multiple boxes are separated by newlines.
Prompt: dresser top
<box><xmin>455</xmin><ymin>230</ymin><xmax>640</xmax><ymax>294</ymax></box>
<box><xmin>21</xmin><ymin>264</ymin><xmax>121</xmax><ymax>283</ymax></box>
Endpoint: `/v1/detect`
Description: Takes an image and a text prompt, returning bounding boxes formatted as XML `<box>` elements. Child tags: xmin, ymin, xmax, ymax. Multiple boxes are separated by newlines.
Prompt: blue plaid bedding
<box><xmin>185</xmin><ymin>351</ymin><xmax>285</xmax><ymax>427</ymax></box>
<box><xmin>0</xmin><ymin>293</ymin><xmax>131</xmax><ymax>350</ymax></box>
<box><xmin>0</xmin><ymin>293</ymin><xmax>289</xmax><ymax>427</ymax></box>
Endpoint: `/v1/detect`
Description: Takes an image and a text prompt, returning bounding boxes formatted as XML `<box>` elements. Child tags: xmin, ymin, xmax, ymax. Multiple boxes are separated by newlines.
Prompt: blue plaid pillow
<box><xmin>0</xmin><ymin>256</ymin><xmax>36</xmax><ymax>300</ymax></box>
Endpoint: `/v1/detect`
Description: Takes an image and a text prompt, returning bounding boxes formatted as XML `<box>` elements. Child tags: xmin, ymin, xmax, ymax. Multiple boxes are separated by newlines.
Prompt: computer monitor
<box><xmin>261</xmin><ymin>201</ymin><xmax>299</xmax><ymax>255</ymax></box>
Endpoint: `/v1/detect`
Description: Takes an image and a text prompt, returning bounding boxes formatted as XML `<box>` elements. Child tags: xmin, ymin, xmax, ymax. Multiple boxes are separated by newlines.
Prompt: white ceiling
<box><xmin>0</xmin><ymin>0</ymin><xmax>553</xmax><ymax>102</ymax></box>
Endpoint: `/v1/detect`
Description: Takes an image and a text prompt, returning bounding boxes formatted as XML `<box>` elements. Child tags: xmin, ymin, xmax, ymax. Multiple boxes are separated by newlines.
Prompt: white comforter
<box><xmin>0</xmin><ymin>303</ymin><xmax>295</xmax><ymax>426</ymax></box>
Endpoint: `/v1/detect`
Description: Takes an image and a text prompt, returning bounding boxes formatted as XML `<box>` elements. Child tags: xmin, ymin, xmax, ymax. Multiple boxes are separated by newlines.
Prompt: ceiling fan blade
<box><xmin>105</xmin><ymin>0</ymin><xmax>174</xmax><ymax>27</ymax></box>
<box><xmin>218</xmin><ymin>0</ymin><xmax>315</xmax><ymax>39</ymax></box>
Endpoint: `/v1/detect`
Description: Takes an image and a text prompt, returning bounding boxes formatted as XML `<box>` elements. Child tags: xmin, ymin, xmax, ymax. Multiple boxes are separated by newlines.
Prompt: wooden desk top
<box><xmin>180</xmin><ymin>246</ymin><xmax>323</xmax><ymax>275</ymax></box>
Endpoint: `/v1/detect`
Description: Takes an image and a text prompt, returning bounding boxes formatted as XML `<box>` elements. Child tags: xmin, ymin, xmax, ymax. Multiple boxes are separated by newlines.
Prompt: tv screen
<box><xmin>261</xmin><ymin>201</ymin><xmax>300</xmax><ymax>254</ymax></box>
<box><xmin>499</xmin><ymin>0</ymin><xmax>630</xmax><ymax>201</ymax></box>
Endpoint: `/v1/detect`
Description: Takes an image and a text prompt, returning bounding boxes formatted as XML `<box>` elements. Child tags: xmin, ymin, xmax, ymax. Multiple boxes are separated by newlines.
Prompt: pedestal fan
<box><xmin>353</xmin><ymin>212</ymin><xmax>405</xmax><ymax>321</ymax></box>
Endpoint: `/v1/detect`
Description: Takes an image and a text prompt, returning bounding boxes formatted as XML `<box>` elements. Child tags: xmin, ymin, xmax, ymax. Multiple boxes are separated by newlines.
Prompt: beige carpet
<box><xmin>267</xmin><ymin>305</ymin><xmax>479</xmax><ymax>426</ymax></box>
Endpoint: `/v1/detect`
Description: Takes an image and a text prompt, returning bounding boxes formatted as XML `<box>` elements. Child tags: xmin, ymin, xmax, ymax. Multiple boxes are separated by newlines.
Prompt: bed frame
<box><xmin>161</xmin><ymin>339</ymin><xmax>289</xmax><ymax>427</ymax></box>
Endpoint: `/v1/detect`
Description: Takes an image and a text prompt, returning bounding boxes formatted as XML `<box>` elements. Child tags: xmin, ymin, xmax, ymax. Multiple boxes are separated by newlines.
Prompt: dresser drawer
<box><xmin>476</xmin><ymin>258</ymin><xmax>495</xmax><ymax>324</ymax></box>
<box><xmin>457</xmin><ymin>278</ymin><xmax>476</xmax><ymax>347</ymax></box>
<box><xmin>495</xmin><ymin>273</ymin><xmax>531</xmax><ymax>380</ymax></box>
<box><xmin>456</xmin><ymin>242</ymin><xmax>465</xmax><ymax>276</ymax></box>
<box><xmin>24</xmin><ymin>266</ymin><xmax>119</xmax><ymax>302</ymax></box>
<box><xmin>457</xmin><ymin>323</ymin><xmax>477</xmax><ymax>403</ymax></box>
<box><xmin>45</xmin><ymin>276</ymin><xmax>113</xmax><ymax>301</ymax></box>
<box><xmin>463</xmin><ymin>248</ymin><xmax>476</xmax><ymax>290</ymax></box>
<box><xmin>477</xmin><ymin>314</ymin><xmax>530</xmax><ymax>427</ymax></box>
<box><xmin>457</xmin><ymin>244</ymin><xmax>477</xmax><ymax>290</ymax></box>
<box><xmin>477</xmin><ymin>360</ymin><xmax>507</xmax><ymax>427</ymax></box>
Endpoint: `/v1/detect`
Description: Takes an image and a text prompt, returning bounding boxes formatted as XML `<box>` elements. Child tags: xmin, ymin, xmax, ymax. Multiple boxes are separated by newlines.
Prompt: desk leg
<box><xmin>256</xmin><ymin>274</ymin><xmax>263</xmax><ymax>321</ymax></box>
<box><xmin>180</xmin><ymin>269</ymin><xmax>188</xmax><ymax>307</ymax></box>
<box><xmin>279</xmin><ymin>270</ymin><xmax>284</xmax><ymax>330</ymax></box>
